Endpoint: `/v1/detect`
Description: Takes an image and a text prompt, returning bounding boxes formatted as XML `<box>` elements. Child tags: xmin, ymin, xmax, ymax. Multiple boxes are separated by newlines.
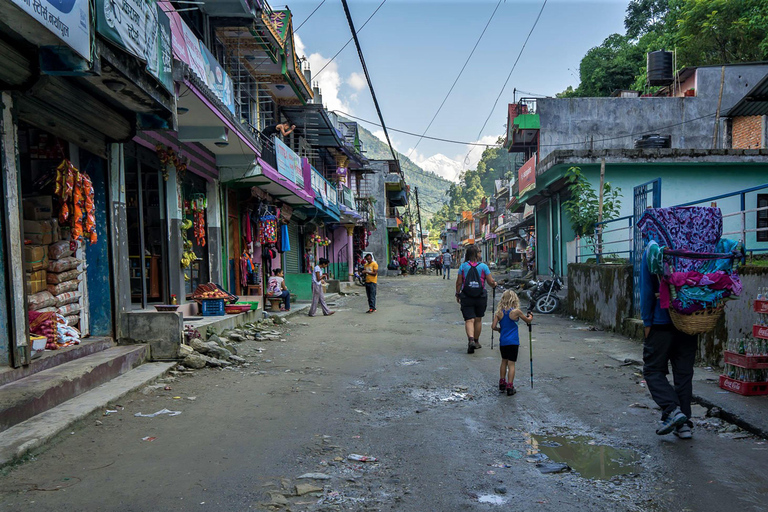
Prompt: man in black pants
<box><xmin>641</xmin><ymin>243</ymin><xmax>695</xmax><ymax>439</ymax></box>
<box><xmin>363</xmin><ymin>253</ymin><xmax>378</xmax><ymax>313</ymax></box>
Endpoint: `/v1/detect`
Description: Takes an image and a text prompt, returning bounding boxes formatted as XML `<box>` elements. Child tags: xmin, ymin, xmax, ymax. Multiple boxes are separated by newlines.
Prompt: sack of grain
<box><xmin>27</xmin><ymin>291</ymin><xmax>55</xmax><ymax>311</ymax></box>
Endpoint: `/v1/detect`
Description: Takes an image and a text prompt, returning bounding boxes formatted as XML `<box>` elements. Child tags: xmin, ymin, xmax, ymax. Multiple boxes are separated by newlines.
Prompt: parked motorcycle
<box><xmin>526</xmin><ymin>271</ymin><xmax>564</xmax><ymax>314</ymax></box>
<box><xmin>354</xmin><ymin>263</ymin><xmax>366</xmax><ymax>286</ymax></box>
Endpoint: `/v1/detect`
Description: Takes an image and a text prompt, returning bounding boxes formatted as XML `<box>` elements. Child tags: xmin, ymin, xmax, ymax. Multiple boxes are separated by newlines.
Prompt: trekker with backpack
<box><xmin>455</xmin><ymin>245</ymin><xmax>497</xmax><ymax>354</ymax></box>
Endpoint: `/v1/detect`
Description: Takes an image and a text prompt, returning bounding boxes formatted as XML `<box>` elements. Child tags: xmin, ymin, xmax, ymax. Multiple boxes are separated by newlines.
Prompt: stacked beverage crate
<box><xmin>719</xmin><ymin>292</ymin><xmax>768</xmax><ymax>396</ymax></box>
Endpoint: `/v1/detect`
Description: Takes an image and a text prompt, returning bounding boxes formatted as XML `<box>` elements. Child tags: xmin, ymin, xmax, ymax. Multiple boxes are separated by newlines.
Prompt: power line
<box><xmin>466</xmin><ymin>0</ymin><xmax>548</xmax><ymax>162</ymax></box>
<box><xmin>333</xmin><ymin>110</ymin><xmax>500</xmax><ymax>147</ymax></box>
<box><xmin>405</xmin><ymin>0</ymin><xmax>504</xmax><ymax>160</ymax></box>
<box><xmin>315</xmin><ymin>0</ymin><xmax>387</xmax><ymax>79</ymax></box>
<box><xmin>340</xmin><ymin>0</ymin><xmax>398</xmax><ymax>163</ymax></box>
<box><xmin>294</xmin><ymin>0</ymin><xmax>326</xmax><ymax>32</ymax></box>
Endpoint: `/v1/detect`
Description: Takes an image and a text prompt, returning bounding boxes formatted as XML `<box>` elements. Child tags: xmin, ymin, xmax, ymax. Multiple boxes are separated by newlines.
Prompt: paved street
<box><xmin>1</xmin><ymin>275</ymin><xmax>767</xmax><ymax>511</ymax></box>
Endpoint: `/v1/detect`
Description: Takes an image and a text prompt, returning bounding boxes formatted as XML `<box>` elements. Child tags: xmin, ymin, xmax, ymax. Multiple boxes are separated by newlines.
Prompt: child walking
<box><xmin>491</xmin><ymin>290</ymin><xmax>533</xmax><ymax>396</ymax></box>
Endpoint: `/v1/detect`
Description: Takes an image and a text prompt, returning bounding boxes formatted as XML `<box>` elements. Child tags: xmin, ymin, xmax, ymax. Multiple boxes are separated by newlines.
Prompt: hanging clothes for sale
<box><xmin>281</xmin><ymin>224</ymin><xmax>291</xmax><ymax>252</ymax></box>
<box><xmin>243</xmin><ymin>211</ymin><xmax>252</xmax><ymax>244</ymax></box>
<box><xmin>258</xmin><ymin>215</ymin><xmax>277</xmax><ymax>244</ymax></box>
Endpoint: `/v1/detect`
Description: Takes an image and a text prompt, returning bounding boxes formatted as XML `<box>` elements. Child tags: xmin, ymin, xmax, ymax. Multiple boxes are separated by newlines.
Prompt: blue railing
<box><xmin>576</xmin><ymin>215</ymin><xmax>635</xmax><ymax>263</ymax></box>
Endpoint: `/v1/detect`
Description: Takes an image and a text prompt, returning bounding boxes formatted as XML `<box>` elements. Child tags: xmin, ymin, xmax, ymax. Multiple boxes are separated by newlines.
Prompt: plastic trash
<box><xmin>536</xmin><ymin>462</ymin><xmax>571</xmax><ymax>474</ymax></box>
<box><xmin>297</xmin><ymin>473</ymin><xmax>332</xmax><ymax>480</ymax></box>
<box><xmin>142</xmin><ymin>436</ymin><xmax>157</xmax><ymax>442</ymax></box>
<box><xmin>347</xmin><ymin>454</ymin><xmax>377</xmax><ymax>462</ymax></box>
<box><xmin>134</xmin><ymin>408</ymin><xmax>182</xmax><ymax>418</ymax></box>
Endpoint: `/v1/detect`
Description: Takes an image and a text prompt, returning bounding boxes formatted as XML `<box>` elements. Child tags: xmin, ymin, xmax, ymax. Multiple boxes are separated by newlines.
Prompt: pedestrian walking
<box><xmin>641</xmin><ymin>243</ymin><xmax>694</xmax><ymax>438</ymax></box>
<box><xmin>491</xmin><ymin>290</ymin><xmax>533</xmax><ymax>395</ymax></box>
<box><xmin>455</xmin><ymin>245</ymin><xmax>497</xmax><ymax>354</ymax></box>
<box><xmin>442</xmin><ymin>250</ymin><xmax>452</xmax><ymax>280</ymax></box>
<box><xmin>309</xmin><ymin>257</ymin><xmax>335</xmax><ymax>317</ymax></box>
<box><xmin>363</xmin><ymin>253</ymin><xmax>378</xmax><ymax>313</ymax></box>
<box><xmin>436</xmin><ymin>253</ymin><xmax>443</xmax><ymax>277</ymax></box>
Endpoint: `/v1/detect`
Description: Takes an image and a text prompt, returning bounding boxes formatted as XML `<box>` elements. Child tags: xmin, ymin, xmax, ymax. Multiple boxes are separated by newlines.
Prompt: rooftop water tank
<box><xmin>647</xmin><ymin>51</ymin><xmax>673</xmax><ymax>86</ymax></box>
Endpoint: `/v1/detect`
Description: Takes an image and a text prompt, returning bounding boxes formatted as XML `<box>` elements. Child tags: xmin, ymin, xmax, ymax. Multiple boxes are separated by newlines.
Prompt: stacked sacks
<box><xmin>46</xmin><ymin>243</ymin><xmax>82</xmax><ymax>327</ymax></box>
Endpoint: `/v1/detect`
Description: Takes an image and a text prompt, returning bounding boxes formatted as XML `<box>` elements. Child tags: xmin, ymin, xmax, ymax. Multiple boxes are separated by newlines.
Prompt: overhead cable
<box><xmin>314</xmin><ymin>0</ymin><xmax>387</xmax><ymax>78</ymax></box>
<box><xmin>405</xmin><ymin>0</ymin><xmax>504</xmax><ymax>160</ymax></box>
<box><xmin>294</xmin><ymin>0</ymin><xmax>326</xmax><ymax>32</ymax></box>
<box><xmin>340</xmin><ymin>0</ymin><xmax>398</xmax><ymax>163</ymax></box>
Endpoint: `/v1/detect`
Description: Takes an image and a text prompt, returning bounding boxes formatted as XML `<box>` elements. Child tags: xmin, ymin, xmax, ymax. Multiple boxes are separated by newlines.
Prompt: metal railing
<box><xmin>576</xmin><ymin>215</ymin><xmax>635</xmax><ymax>263</ymax></box>
<box><xmin>338</xmin><ymin>186</ymin><xmax>355</xmax><ymax>209</ymax></box>
<box><xmin>311</xmin><ymin>167</ymin><xmax>337</xmax><ymax>206</ymax></box>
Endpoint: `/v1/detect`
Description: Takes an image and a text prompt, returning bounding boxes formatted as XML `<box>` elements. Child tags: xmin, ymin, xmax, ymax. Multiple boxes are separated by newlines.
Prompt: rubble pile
<box><xmin>179</xmin><ymin>318</ymin><xmax>287</xmax><ymax>370</ymax></box>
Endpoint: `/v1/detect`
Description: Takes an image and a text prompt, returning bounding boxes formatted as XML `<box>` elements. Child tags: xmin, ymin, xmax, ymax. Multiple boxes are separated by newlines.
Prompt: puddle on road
<box><xmin>527</xmin><ymin>434</ymin><xmax>640</xmax><ymax>480</ymax></box>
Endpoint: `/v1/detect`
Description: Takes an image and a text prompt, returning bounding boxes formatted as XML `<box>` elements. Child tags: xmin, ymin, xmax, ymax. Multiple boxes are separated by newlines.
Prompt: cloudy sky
<box><xmin>289</xmin><ymin>0</ymin><xmax>627</xmax><ymax>181</ymax></box>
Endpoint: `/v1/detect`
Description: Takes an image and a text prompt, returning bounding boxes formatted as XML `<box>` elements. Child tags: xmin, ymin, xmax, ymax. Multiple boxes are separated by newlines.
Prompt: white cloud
<box><xmin>295</xmin><ymin>34</ymin><xmax>352</xmax><ymax>114</ymax></box>
<box><xmin>347</xmin><ymin>72</ymin><xmax>367</xmax><ymax>92</ymax></box>
<box><xmin>455</xmin><ymin>135</ymin><xmax>501</xmax><ymax>171</ymax></box>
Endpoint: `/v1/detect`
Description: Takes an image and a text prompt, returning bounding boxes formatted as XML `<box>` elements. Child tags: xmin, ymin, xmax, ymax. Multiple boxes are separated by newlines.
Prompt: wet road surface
<box><xmin>1</xmin><ymin>275</ymin><xmax>767</xmax><ymax>511</ymax></box>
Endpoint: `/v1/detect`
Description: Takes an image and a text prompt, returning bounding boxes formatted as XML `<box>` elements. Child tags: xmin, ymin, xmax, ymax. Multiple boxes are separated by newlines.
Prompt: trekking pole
<box><xmin>491</xmin><ymin>287</ymin><xmax>496</xmax><ymax>350</ymax></box>
<box><xmin>528</xmin><ymin>305</ymin><xmax>534</xmax><ymax>388</ymax></box>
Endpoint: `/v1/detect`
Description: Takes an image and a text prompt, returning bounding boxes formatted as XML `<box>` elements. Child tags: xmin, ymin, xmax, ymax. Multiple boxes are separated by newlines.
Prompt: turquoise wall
<box><xmin>284</xmin><ymin>273</ymin><xmax>312</xmax><ymax>301</ymax></box>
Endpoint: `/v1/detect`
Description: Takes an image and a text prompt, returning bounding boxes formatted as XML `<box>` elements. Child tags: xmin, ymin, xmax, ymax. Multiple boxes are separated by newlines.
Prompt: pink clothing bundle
<box><xmin>659</xmin><ymin>270</ymin><xmax>742</xmax><ymax>309</ymax></box>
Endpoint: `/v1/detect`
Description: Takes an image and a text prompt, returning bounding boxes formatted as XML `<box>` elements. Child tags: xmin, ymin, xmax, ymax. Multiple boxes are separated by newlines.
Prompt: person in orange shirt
<box><xmin>363</xmin><ymin>253</ymin><xmax>378</xmax><ymax>313</ymax></box>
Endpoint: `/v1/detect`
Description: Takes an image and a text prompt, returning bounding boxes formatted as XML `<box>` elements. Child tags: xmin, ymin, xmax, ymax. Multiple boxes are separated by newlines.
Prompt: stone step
<box><xmin>0</xmin><ymin>345</ymin><xmax>148</xmax><ymax>433</ymax></box>
<box><xmin>0</xmin><ymin>337</ymin><xmax>115</xmax><ymax>388</ymax></box>
<box><xmin>0</xmin><ymin>361</ymin><xmax>174</xmax><ymax>467</ymax></box>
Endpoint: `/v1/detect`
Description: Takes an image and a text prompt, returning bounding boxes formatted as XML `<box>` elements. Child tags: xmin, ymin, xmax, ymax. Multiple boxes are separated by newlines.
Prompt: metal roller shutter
<box><xmin>284</xmin><ymin>223</ymin><xmax>300</xmax><ymax>274</ymax></box>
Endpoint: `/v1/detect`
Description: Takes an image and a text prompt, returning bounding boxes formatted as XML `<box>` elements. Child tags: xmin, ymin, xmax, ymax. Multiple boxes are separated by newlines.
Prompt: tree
<box><xmin>562</xmin><ymin>167</ymin><xmax>621</xmax><ymax>256</ymax></box>
<box><xmin>625</xmin><ymin>0</ymin><xmax>671</xmax><ymax>39</ymax></box>
<box><xmin>673</xmin><ymin>0</ymin><xmax>768</xmax><ymax>65</ymax></box>
<box><xmin>576</xmin><ymin>34</ymin><xmax>645</xmax><ymax>97</ymax></box>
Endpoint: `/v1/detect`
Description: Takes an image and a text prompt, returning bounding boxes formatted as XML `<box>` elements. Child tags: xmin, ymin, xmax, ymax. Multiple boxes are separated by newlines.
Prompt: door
<box><xmin>284</xmin><ymin>223</ymin><xmax>300</xmax><ymax>274</ymax></box>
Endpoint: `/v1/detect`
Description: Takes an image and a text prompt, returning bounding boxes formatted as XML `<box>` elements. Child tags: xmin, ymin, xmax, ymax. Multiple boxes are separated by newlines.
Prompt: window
<box><xmin>758</xmin><ymin>194</ymin><xmax>768</xmax><ymax>242</ymax></box>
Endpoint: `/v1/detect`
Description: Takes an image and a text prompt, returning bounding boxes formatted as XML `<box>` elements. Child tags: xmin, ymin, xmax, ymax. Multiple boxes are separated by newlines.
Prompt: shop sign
<box><xmin>166</xmin><ymin>10</ymin><xmax>235</xmax><ymax>113</ymax></box>
<box><xmin>95</xmin><ymin>0</ymin><xmax>173</xmax><ymax>92</ymax></box>
<box><xmin>275</xmin><ymin>138</ymin><xmax>302</xmax><ymax>186</ymax></box>
<box><xmin>518</xmin><ymin>155</ymin><xmax>536</xmax><ymax>196</ymax></box>
<box><xmin>11</xmin><ymin>0</ymin><xmax>91</xmax><ymax>59</ymax></box>
<box><xmin>523</xmin><ymin>203</ymin><xmax>535</xmax><ymax>219</ymax></box>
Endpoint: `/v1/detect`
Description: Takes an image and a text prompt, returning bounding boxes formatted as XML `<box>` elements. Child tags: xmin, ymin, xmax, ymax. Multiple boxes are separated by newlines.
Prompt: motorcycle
<box><xmin>526</xmin><ymin>270</ymin><xmax>563</xmax><ymax>314</ymax></box>
<box><xmin>354</xmin><ymin>262</ymin><xmax>366</xmax><ymax>286</ymax></box>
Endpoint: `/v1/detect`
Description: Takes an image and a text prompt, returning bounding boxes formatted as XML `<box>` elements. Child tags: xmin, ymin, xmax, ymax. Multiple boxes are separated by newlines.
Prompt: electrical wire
<box><xmin>294</xmin><ymin>0</ymin><xmax>326</xmax><ymax>32</ymax></box>
<box><xmin>314</xmin><ymin>0</ymin><xmax>387</xmax><ymax>79</ymax></box>
<box><xmin>405</xmin><ymin>0</ymin><xmax>504</xmax><ymax>160</ymax></box>
<box><xmin>333</xmin><ymin>110</ymin><xmax>500</xmax><ymax>147</ymax></box>
<box><xmin>466</xmin><ymin>0</ymin><xmax>548</xmax><ymax>163</ymax></box>
<box><xmin>340</xmin><ymin>0</ymin><xmax>398</xmax><ymax>164</ymax></box>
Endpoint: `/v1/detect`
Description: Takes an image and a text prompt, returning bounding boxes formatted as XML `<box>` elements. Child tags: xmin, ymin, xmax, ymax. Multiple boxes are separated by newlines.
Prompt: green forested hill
<box><xmin>351</xmin><ymin>120</ymin><xmax>451</xmax><ymax>220</ymax></box>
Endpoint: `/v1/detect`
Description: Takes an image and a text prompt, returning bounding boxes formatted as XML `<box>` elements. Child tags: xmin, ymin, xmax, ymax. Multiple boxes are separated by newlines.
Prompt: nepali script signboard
<box><xmin>95</xmin><ymin>0</ymin><xmax>173</xmax><ymax>92</ymax></box>
<box><xmin>518</xmin><ymin>154</ymin><xmax>536</xmax><ymax>197</ymax></box>
<box><xmin>275</xmin><ymin>138</ymin><xmax>302</xmax><ymax>186</ymax></box>
<box><xmin>11</xmin><ymin>0</ymin><xmax>91</xmax><ymax>59</ymax></box>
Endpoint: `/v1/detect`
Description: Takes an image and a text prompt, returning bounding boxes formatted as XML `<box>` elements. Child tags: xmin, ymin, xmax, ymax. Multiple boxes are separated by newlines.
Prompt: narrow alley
<box><xmin>1</xmin><ymin>276</ymin><xmax>766</xmax><ymax>512</ymax></box>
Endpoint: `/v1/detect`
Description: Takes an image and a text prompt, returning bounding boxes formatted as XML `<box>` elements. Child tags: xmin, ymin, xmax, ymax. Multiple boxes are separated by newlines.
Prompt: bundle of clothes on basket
<box><xmin>638</xmin><ymin>206</ymin><xmax>744</xmax><ymax>333</ymax></box>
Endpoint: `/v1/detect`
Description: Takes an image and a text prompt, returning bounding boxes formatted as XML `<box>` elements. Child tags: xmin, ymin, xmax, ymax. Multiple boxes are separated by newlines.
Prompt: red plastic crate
<box><xmin>719</xmin><ymin>375</ymin><xmax>768</xmax><ymax>396</ymax></box>
<box><xmin>723</xmin><ymin>351</ymin><xmax>768</xmax><ymax>369</ymax></box>
<box><xmin>754</xmin><ymin>324</ymin><xmax>768</xmax><ymax>340</ymax></box>
<box><xmin>755</xmin><ymin>299</ymin><xmax>768</xmax><ymax>314</ymax></box>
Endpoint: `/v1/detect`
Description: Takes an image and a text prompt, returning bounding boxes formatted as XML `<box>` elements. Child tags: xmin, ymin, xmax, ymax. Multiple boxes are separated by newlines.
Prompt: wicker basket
<box><xmin>669</xmin><ymin>305</ymin><xmax>724</xmax><ymax>335</ymax></box>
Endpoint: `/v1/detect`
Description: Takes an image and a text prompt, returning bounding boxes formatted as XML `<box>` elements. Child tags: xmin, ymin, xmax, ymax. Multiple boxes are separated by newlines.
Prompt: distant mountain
<box><xmin>417</xmin><ymin>154</ymin><xmax>462</xmax><ymax>183</ymax></box>
<box><xmin>351</xmin><ymin>121</ymin><xmax>452</xmax><ymax>219</ymax></box>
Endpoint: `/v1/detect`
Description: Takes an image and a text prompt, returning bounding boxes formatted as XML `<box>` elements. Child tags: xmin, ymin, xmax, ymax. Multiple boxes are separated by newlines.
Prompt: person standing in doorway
<box><xmin>641</xmin><ymin>242</ymin><xmax>694</xmax><ymax>438</ymax></box>
<box><xmin>442</xmin><ymin>250</ymin><xmax>453</xmax><ymax>280</ymax></box>
<box><xmin>363</xmin><ymin>253</ymin><xmax>378</xmax><ymax>313</ymax></box>
<box><xmin>309</xmin><ymin>258</ymin><xmax>335</xmax><ymax>317</ymax></box>
<box><xmin>456</xmin><ymin>245</ymin><xmax>497</xmax><ymax>354</ymax></box>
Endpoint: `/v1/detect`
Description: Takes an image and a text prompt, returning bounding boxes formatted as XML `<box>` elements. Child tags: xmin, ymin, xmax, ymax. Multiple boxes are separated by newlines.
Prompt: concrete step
<box><xmin>0</xmin><ymin>345</ymin><xmax>148</xmax><ymax>433</ymax></box>
<box><xmin>0</xmin><ymin>361</ymin><xmax>174</xmax><ymax>467</ymax></box>
<box><xmin>0</xmin><ymin>337</ymin><xmax>115</xmax><ymax>387</ymax></box>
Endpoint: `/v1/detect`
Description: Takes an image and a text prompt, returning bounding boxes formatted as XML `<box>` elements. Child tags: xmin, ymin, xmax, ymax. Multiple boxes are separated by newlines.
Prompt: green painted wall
<box><xmin>535</xmin><ymin>201</ymin><xmax>550</xmax><ymax>276</ymax></box>
<box><xmin>284</xmin><ymin>273</ymin><xmax>312</xmax><ymax>301</ymax></box>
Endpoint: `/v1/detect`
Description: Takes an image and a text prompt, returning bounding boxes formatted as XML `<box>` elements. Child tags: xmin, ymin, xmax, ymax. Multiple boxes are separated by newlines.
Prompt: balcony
<box><xmin>311</xmin><ymin>167</ymin><xmax>338</xmax><ymax>207</ymax></box>
<box><xmin>338</xmin><ymin>186</ymin><xmax>356</xmax><ymax>210</ymax></box>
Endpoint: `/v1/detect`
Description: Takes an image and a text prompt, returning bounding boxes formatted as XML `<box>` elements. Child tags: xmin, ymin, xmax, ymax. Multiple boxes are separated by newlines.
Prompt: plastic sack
<box><xmin>49</xmin><ymin>240</ymin><xmax>74</xmax><ymax>260</ymax></box>
<box><xmin>28</xmin><ymin>291</ymin><xmax>55</xmax><ymax>311</ymax></box>
<box><xmin>54</xmin><ymin>291</ymin><xmax>82</xmax><ymax>307</ymax></box>
<box><xmin>64</xmin><ymin>314</ymin><xmax>80</xmax><ymax>326</ymax></box>
<box><xmin>48</xmin><ymin>257</ymin><xmax>80</xmax><ymax>273</ymax></box>
<box><xmin>47</xmin><ymin>280</ymin><xmax>79</xmax><ymax>295</ymax></box>
<box><xmin>57</xmin><ymin>303</ymin><xmax>81</xmax><ymax>316</ymax></box>
<box><xmin>47</xmin><ymin>269</ymin><xmax>80</xmax><ymax>284</ymax></box>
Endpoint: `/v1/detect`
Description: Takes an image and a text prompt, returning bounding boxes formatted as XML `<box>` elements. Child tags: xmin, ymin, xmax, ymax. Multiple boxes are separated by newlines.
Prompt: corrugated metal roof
<box><xmin>726</xmin><ymin>73</ymin><xmax>768</xmax><ymax>116</ymax></box>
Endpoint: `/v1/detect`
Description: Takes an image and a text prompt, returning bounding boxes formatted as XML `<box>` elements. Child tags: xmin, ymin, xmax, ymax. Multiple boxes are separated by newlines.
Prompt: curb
<box><xmin>692</xmin><ymin>393</ymin><xmax>768</xmax><ymax>439</ymax></box>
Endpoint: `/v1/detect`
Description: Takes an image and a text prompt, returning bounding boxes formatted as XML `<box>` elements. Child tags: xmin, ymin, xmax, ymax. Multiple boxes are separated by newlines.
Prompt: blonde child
<box><xmin>491</xmin><ymin>290</ymin><xmax>533</xmax><ymax>395</ymax></box>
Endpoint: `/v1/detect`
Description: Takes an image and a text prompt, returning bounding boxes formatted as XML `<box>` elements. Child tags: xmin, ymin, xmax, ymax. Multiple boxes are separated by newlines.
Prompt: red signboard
<box><xmin>518</xmin><ymin>155</ymin><xmax>536</xmax><ymax>196</ymax></box>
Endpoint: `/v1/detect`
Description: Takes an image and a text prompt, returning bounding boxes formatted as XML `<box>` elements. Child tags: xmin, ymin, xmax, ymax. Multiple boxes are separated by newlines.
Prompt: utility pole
<box><xmin>415</xmin><ymin>187</ymin><xmax>427</xmax><ymax>274</ymax></box>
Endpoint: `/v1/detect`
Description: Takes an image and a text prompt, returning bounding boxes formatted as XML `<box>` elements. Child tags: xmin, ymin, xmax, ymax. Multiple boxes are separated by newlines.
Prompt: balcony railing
<box><xmin>311</xmin><ymin>167</ymin><xmax>337</xmax><ymax>207</ymax></box>
<box><xmin>339</xmin><ymin>186</ymin><xmax>355</xmax><ymax>209</ymax></box>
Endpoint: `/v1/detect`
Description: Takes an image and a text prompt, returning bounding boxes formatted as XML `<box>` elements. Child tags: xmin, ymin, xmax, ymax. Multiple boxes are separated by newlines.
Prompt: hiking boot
<box><xmin>498</xmin><ymin>379</ymin><xmax>506</xmax><ymax>391</ymax></box>
<box><xmin>656</xmin><ymin>407</ymin><xmax>688</xmax><ymax>435</ymax></box>
<box><xmin>474</xmin><ymin>341</ymin><xmax>482</xmax><ymax>349</ymax></box>
<box><xmin>674</xmin><ymin>424</ymin><xmax>693</xmax><ymax>439</ymax></box>
<box><xmin>506</xmin><ymin>385</ymin><xmax>517</xmax><ymax>396</ymax></box>
<box><xmin>467</xmin><ymin>341</ymin><xmax>475</xmax><ymax>354</ymax></box>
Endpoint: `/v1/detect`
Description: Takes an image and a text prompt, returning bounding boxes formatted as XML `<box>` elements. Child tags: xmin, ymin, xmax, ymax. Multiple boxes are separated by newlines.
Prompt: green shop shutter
<box><xmin>284</xmin><ymin>223</ymin><xmax>300</xmax><ymax>274</ymax></box>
